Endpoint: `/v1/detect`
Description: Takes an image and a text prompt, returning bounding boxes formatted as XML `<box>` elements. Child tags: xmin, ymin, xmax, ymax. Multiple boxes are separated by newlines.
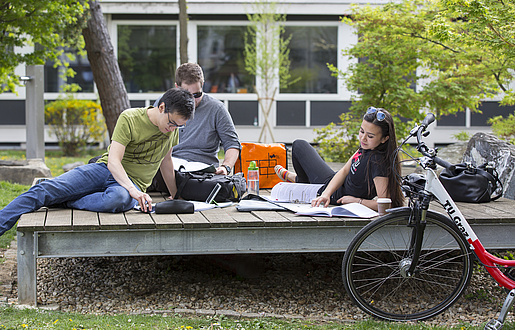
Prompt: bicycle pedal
<box><xmin>484</xmin><ymin>319</ymin><xmax>503</xmax><ymax>330</ymax></box>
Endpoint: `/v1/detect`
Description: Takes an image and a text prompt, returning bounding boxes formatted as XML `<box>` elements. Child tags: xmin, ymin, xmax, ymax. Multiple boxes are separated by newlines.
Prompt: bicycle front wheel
<box><xmin>343</xmin><ymin>209</ymin><xmax>473</xmax><ymax>321</ymax></box>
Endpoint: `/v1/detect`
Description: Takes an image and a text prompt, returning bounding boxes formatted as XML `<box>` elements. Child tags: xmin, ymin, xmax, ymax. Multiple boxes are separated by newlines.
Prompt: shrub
<box><xmin>488</xmin><ymin>114</ymin><xmax>515</xmax><ymax>145</ymax></box>
<box><xmin>45</xmin><ymin>97</ymin><xmax>106</xmax><ymax>156</ymax></box>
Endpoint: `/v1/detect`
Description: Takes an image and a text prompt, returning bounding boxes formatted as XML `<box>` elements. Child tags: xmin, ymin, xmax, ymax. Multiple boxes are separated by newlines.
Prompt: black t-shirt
<box><xmin>321</xmin><ymin>148</ymin><xmax>388</xmax><ymax>205</ymax></box>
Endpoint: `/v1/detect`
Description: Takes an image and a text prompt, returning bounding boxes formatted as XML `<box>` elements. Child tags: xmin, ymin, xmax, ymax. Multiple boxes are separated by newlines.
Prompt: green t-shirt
<box><xmin>97</xmin><ymin>107</ymin><xmax>179</xmax><ymax>192</ymax></box>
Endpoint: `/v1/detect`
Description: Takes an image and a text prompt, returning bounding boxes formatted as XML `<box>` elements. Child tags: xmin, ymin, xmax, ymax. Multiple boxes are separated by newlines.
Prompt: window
<box><xmin>281</xmin><ymin>26</ymin><xmax>338</xmax><ymax>93</ymax></box>
<box><xmin>45</xmin><ymin>51</ymin><xmax>94</xmax><ymax>93</ymax></box>
<box><xmin>117</xmin><ymin>25</ymin><xmax>177</xmax><ymax>93</ymax></box>
<box><xmin>197</xmin><ymin>25</ymin><xmax>254</xmax><ymax>94</ymax></box>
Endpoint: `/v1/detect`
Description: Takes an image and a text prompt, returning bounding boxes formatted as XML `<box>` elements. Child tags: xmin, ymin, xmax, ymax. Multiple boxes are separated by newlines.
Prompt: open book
<box><xmin>269</xmin><ymin>182</ymin><xmax>324</xmax><ymax>204</ymax></box>
<box><xmin>294</xmin><ymin>203</ymin><xmax>378</xmax><ymax>218</ymax></box>
<box><xmin>172</xmin><ymin>157</ymin><xmax>216</xmax><ymax>173</ymax></box>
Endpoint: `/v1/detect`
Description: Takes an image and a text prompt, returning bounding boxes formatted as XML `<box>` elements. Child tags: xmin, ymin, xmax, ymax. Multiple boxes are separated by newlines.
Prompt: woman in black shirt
<box><xmin>275</xmin><ymin>107</ymin><xmax>404</xmax><ymax>211</ymax></box>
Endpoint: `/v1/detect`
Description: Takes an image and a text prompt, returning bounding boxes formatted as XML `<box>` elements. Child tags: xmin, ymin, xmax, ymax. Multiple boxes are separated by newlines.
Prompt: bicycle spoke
<box><xmin>343</xmin><ymin>210</ymin><xmax>472</xmax><ymax>321</ymax></box>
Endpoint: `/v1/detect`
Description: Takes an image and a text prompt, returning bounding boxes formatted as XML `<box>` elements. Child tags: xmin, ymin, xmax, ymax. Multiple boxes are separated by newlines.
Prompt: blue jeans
<box><xmin>0</xmin><ymin>163</ymin><xmax>137</xmax><ymax>236</ymax></box>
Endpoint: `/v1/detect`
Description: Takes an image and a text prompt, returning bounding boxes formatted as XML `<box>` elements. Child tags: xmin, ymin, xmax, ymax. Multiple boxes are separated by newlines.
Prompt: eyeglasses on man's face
<box><xmin>365</xmin><ymin>107</ymin><xmax>386</xmax><ymax>121</ymax></box>
<box><xmin>192</xmin><ymin>91</ymin><xmax>203</xmax><ymax>98</ymax></box>
<box><xmin>167</xmin><ymin>113</ymin><xmax>186</xmax><ymax>128</ymax></box>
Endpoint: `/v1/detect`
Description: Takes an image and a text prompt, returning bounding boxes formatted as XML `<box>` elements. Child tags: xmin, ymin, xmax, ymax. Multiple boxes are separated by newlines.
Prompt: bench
<box><xmin>16</xmin><ymin>193</ymin><xmax>515</xmax><ymax>305</ymax></box>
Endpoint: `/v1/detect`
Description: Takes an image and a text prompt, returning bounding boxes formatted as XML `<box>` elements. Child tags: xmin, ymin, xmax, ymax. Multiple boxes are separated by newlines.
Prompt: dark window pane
<box><xmin>44</xmin><ymin>51</ymin><xmax>93</xmax><ymax>93</ymax></box>
<box><xmin>311</xmin><ymin>101</ymin><xmax>351</xmax><ymax>126</ymax></box>
<box><xmin>471</xmin><ymin>101</ymin><xmax>511</xmax><ymax>126</ymax></box>
<box><xmin>277</xmin><ymin>101</ymin><xmax>305</xmax><ymax>126</ymax></box>
<box><xmin>438</xmin><ymin>112</ymin><xmax>465</xmax><ymax>126</ymax></box>
<box><xmin>130</xmin><ymin>100</ymin><xmax>147</xmax><ymax>108</ymax></box>
<box><xmin>228</xmin><ymin>101</ymin><xmax>258</xmax><ymax>125</ymax></box>
<box><xmin>198</xmin><ymin>26</ymin><xmax>254</xmax><ymax>94</ymax></box>
<box><xmin>118</xmin><ymin>25</ymin><xmax>177</xmax><ymax>93</ymax></box>
<box><xmin>282</xmin><ymin>26</ymin><xmax>337</xmax><ymax>93</ymax></box>
<box><xmin>0</xmin><ymin>100</ymin><xmax>25</xmax><ymax>125</ymax></box>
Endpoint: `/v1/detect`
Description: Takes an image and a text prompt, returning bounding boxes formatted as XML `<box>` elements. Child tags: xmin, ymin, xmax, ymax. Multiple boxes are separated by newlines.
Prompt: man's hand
<box><xmin>215</xmin><ymin>165</ymin><xmax>230</xmax><ymax>175</ymax></box>
<box><xmin>129</xmin><ymin>186</ymin><xmax>153</xmax><ymax>212</ymax></box>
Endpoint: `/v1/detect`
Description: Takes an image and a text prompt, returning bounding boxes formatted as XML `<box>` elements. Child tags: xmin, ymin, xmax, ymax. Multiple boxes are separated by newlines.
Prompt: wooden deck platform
<box><xmin>16</xmin><ymin>192</ymin><xmax>515</xmax><ymax>305</ymax></box>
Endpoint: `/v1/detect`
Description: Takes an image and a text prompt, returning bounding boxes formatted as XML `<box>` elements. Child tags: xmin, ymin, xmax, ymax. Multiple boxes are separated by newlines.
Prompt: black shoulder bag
<box><xmin>439</xmin><ymin>162</ymin><xmax>503</xmax><ymax>203</ymax></box>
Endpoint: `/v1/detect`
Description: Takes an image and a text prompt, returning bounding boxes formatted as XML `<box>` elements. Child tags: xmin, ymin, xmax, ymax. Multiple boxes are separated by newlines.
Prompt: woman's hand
<box><xmin>129</xmin><ymin>186</ymin><xmax>153</xmax><ymax>212</ymax></box>
<box><xmin>311</xmin><ymin>195</ymin><xmax>330</xmax><ymax>207</ymax></box>
<box><xmin>336</xmin><ymin>196</ymin><xmax>361</xmax><ymax>205</ymax></box>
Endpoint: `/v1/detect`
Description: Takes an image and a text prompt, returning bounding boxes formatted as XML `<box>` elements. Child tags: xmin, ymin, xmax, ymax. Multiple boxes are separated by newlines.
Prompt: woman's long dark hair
<box><xmin>363</xmin><ymin>108</ymin><xmax>404</xmax><ymax>208</ymax></box>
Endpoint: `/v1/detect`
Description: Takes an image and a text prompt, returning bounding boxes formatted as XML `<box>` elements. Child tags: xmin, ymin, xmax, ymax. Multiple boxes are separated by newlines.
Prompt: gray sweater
<box><xmin>154</xmin><ymin>93</ymin><xmax>240</xmax><ymax>166</ymax></box>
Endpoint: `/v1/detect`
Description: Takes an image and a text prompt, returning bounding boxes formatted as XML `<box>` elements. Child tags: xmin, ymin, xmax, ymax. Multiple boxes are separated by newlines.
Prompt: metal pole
<box><xmin>25</xmin><ymin>65</ymin><xmax>45</xmax><ymax>161</ymax></box>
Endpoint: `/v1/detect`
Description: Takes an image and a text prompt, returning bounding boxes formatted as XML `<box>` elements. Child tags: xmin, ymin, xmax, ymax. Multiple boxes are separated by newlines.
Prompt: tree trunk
<box><xmin>82</xmin><ymin>0</ymin><xmax>130</xmax><ymax>139</ymax></box>
<box><xmin>179</xmin><ymin>0</ymin><xmax>188</xmax><ymax>64</ymax></box>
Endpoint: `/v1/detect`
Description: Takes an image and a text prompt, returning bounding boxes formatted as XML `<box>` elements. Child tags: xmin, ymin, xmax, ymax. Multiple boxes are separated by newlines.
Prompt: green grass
<box><xmin>0</xmin><ymin>149</ymin><xmax>102</xmax><ymax>249</ymax></box>
<box><xmin>0</xmin><ymin>149</ymin><xmax>102</xmax><ymax>177</ymax></box>
<box><xmin>0</xmin><ymin>306</ymin><xmax>485</xmax><ymax>329</ymax></box>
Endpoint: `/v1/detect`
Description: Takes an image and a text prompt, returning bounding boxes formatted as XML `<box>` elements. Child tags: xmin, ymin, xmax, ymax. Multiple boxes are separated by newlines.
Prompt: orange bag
<box><xmin>234</xmin><ymin>143</ymin><xmax>288</xmax><ymax>189</ymax></box>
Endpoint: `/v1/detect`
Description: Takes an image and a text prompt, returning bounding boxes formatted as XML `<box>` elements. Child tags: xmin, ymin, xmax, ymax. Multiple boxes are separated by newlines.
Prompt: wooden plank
<box><xmin>282</xmin><ymin>213</ymin><xmax>318</xmax><ymax>227</ymax></box>
<box><xmin>98</xmin><ymin>212</ymin><xmax>128</xmax><ymax>230</ymax></box>
<box><xmin>479</xmin><ymin>198</ymin><xmax>515</xmax><ymax>222</ymax></box>
<box><xmin>44</xmin><ymin>208</ymin><xmax>72</xmax><ymax>231</ymax></box>
<box><xmin>201</xmin><ymin>207</ymin><xmax>238</xmax><ymax>228</ymax></box>
<box><xmin>72</xmin><ymin>210</ymin><xmax>99</xmax><ymax>230</ymax></box>
<box><xmin>342</xmin><ymin>217</ymin><xmax>375</xmax><ymax>227</ymax></box>
<box><xmin>178</xmin><ymin>212</ymin><xmax>211</xmax><ymax>229</ymax></box>
<box><xmin>224</xmin><ymin>207</ymin><xmax>264</xmax><ymax>227</ymax></box>
<box><xmin>151</xmin><ymin>213</ymin><xmax>183</xmax><ymax>229</ymax></box>
<box><xmin>315</xmin><ymin>216</ymin><xmax>347</xmax><ymax>226</ymax></box>
<box><xmin>17</xmin><ymin>208</ymin><xmax>47</xmax><ymax>232</ymax></box>
<box><xmin>253</xmin><ymin>211</ymin><xmax>291</xmax><ymax>227</ymax></box>
<box><xmin>125</xmin><ymin>209</ymin><xmax>156</xmax><ymax>229</ymax></box>
<box><xmin>149</xmin><ymin>192</ymin><xmax>168</xmax><ymax>202</ymax></box>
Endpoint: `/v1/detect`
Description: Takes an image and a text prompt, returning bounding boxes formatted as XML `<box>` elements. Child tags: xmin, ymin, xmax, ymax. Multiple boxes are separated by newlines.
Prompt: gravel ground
<box><xmin>23</xmin><ymin>252</ymin><xmax>512</xmax><ymax>327</ymax></box>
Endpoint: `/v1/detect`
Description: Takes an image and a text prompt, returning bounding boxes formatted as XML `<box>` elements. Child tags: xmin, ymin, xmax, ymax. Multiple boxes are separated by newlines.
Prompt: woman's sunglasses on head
<box><xmin>365</xmin><ymin>107</ymin><xmax>386</xmax><ymax>121</ymax></box>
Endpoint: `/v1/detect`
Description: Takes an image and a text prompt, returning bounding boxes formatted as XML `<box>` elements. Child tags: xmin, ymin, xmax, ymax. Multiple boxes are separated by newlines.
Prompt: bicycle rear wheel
<box><xmin>343</xmin><ymin>209</ymin><xmax>473</xmax><ymax>321</ymax></box>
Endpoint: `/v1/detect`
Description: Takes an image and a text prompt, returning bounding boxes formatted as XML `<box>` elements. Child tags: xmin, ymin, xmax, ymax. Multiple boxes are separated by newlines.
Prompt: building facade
<box><xmin>0</xmin><ymin>0</ymin><xmax>508</xmax><ymax>149</ymax></box>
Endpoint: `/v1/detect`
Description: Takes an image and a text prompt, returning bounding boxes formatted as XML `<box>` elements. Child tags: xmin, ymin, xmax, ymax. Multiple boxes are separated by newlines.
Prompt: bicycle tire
<box><xmin>342</xmin><ymin>209</ymin><xmax>473</xmax><ymax>321</ymax></box>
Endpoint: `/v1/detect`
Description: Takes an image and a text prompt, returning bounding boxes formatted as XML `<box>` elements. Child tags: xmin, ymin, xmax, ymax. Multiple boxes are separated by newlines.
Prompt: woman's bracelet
<box><xmin>358</xmin><ymin>198</ymin><xmax>363</xmax><ymax>204</ymax></box>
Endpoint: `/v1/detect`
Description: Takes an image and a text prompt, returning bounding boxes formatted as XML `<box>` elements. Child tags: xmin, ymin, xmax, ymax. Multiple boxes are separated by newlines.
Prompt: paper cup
<box><xmin>377</xmin><ymin>198</ymin><xmax>392</xmax><ymax>216</ymax></box>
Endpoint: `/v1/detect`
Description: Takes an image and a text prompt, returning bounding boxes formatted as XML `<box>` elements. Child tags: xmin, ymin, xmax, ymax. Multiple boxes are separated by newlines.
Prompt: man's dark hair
<box><xmin>175</xmin><ymin>63</ymin><xmax>204</xmax><ymax>86</ymax></box>
<box><xmin>160</xmin><ymin>88</ymin><xmax>195</xmax><ymax>119</ymax></box>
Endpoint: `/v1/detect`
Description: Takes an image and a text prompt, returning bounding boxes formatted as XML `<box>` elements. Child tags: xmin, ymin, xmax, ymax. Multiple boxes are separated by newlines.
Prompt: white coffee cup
<box><xmin>377</xmin><ymin>198</ymin><xmax>392</xmax><ymax>216</ymax></box>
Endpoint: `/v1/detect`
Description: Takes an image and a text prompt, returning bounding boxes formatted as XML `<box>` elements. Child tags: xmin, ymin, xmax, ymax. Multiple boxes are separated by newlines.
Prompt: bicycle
<box><xmin>342</xmin><ymin>113</ymin><xmax>515</xmax><ymax>329</ymax></box>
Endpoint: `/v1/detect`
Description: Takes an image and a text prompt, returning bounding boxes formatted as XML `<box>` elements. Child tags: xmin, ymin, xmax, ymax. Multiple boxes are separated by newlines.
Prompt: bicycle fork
<box><xmin>402</xmin><ymin>195</ymin><xmax>430</xmax><ymax>278</ymax></box>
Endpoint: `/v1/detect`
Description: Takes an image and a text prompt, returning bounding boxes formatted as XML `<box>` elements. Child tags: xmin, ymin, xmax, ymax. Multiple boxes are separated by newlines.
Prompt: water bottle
<box><xmin>247</xmin><ymin>160</ymin><xmax>259</xmax><ymax>195</ymax></box>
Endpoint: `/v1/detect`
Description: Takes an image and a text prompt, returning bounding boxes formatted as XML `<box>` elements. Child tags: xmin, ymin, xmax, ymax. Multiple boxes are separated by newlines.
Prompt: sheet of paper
<box><xmin>268</xmin><ymin>182</ymin><xmax>324</xmax><ymax>203</ymax></box>
<box><xmin>172</xmin><ymin>157</ymin><xmax>216</xmax><ymax>173</ymax></box>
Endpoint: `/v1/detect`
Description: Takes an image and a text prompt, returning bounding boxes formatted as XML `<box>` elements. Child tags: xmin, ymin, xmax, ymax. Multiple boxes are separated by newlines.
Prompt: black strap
<box><xmin>476</xmin><ymin>167</ymin><xmax>503</xmax><ymax>201</ymax></box>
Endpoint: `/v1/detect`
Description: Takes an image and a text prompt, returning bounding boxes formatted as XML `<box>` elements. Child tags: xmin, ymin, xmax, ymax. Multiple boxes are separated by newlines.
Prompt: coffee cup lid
<box><xmin>377</xmin><ymin>198</ymin><xmax>392</xmax><ymax>203</ymax></box>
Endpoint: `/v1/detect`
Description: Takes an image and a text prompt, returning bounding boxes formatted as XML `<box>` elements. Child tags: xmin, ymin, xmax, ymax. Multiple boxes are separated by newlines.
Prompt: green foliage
<box><xmin>452</xmin><ymin>131</ymin><xmax>471</xmax><ymax>142</ymax></box>
<box><xmin>489</xmin><ymin>113</ymin><xmax>515</xmax><ymax>144</ymax></box>
<box><xmin>0</xmin><ymin>0</ymin><xmax>89</xmax><ymax>93</ymax></box>
<box><xmin>45</xmin><ymin>96</ymin><xmax>106</xmax><ymax>156</ymax></box>
<box><xmin>316</xmin><ymin>0</ymin><xmax>506</xmax><ymax>160</ymax></box>
<box><xmin>434</xmin><ymin>0</ymin><xmax>515</xmax><ymax>103</ymax></box>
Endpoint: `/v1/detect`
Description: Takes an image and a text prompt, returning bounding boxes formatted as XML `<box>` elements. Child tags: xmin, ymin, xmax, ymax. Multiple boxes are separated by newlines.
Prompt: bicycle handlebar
<box><xmin>411</xmin><ymin>113</ymin><xmax>454</xmax><ymax>171</ymax></box>
<box><xmin>434</xmin><ymin>157</ymin><xmax>454</xmax><ymax>171</ymax></box>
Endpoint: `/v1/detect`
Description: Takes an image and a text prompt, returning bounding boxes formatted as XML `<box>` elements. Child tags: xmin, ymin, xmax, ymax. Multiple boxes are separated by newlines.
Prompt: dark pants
<box><xmin>291</xmin><ymin>139</ymin><xmax>335</xmax><ymax>184</ymax></box>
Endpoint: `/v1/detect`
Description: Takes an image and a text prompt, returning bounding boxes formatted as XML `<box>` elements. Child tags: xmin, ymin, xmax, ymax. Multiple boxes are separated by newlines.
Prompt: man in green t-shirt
<box><xmin>0</xmin><ymin>88</ymin><xmax>195</xmax><ymax>237</ymax></box>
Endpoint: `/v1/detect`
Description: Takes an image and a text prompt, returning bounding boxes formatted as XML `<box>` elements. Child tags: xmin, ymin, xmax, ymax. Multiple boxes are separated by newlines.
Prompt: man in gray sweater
<box><xmin>153</xmin><ymin>63</ymin><xmax>241</xmax><ymax>176</ymax></box>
